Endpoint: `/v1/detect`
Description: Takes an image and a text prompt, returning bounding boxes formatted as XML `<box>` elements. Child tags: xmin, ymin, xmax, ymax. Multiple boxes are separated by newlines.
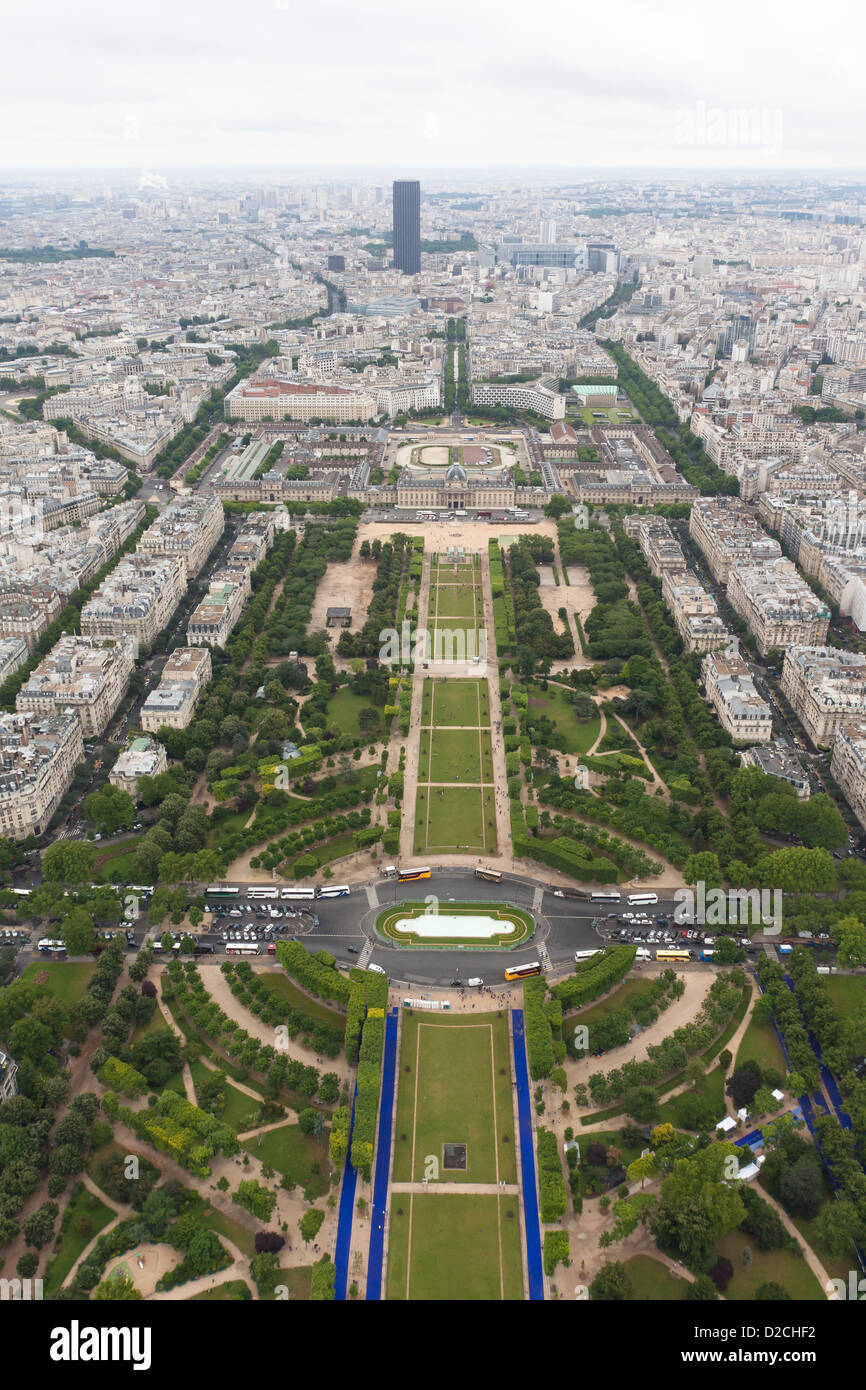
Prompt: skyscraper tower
<box><xmin>392</xmin><ymin>180</ymin><xmax>420</xmax><ymax>275</ymax></box>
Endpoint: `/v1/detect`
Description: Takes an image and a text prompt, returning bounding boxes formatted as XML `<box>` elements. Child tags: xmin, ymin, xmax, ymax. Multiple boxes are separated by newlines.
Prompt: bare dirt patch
<box><xmin>307</xmin><ymin>543</ymin><xmax>377</xmax><ymax>635</ymax></box>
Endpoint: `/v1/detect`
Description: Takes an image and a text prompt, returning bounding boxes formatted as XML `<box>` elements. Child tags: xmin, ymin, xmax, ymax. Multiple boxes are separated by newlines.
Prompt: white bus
<box><xmin>591</xmin><ymin>891</ymin><xmax>621</xmax><ymax>903</ymax></box>
<box><xmin>248</xmin><ymin>887</ymin><xmax>279</xmax><ymax>900</ymax></box>
<box><xmin>475</xmin><ymin>867</ymin><xmax>502</xmax><ymax>883</ymax></box>
<box><xmin>12</xmin><ymin>887</ymin><xmax>31</xmax><ymax>897</ymax></box>
<box><xmin>206</xmin><ymin>885</ymin><xmax>240</xmax><ymax>899</ymax></box>
<box><xmin>317</xmin><ymin>885</ymin><xmax>350</xmax><ymax>899</ymax></box>
<box><xmin>225</xmin><ymin>942</ymin><xmax>260</xmax><ymax>955</ymax></box>
<box><xmin>627</xmin><ymin>893</ymin><xmax>659</xmax><ymax>907</ymax></box>
<box><xmin>280</xmin><ymin>888</ymin><xmax>316</xmax><ymax>901</ymax></box>
<box><xmin>574</xmin><ymin>949</ymin><xmax>601</xmax><ymax>963</ymax></box>
<box><xmin>37</xmin><ymin>939</ymin><xmax>66</xmax><ymax>953</ymax></box>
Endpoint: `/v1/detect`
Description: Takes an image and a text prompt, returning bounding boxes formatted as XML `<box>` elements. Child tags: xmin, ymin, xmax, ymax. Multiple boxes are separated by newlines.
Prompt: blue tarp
<box><xmin>365</xmin><ymin>1006</ymin><xmax>399</xmax><ymax>1300</ymax></box>
<box><xmin>511</xmin><ymin>1009</ymin><xmax>545</xmax><ymax>1300</ymax></box>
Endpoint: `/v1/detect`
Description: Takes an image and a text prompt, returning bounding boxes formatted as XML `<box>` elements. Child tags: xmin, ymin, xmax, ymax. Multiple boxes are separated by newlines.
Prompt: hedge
<box><xmin>543</xmin><ymin>1229</ymin><xmax>570</xmax><ymax>1275</ymax></box>
<box><xmin>513</xmin><ymin>834</ymin><xmax>621</xmax><ymax>884</ymax></box>
<box><xmin>329</xmin><ymin>1105</ymin><xmax>351</xmax><ymax>1165</ymax></box>
<box><xmin>275</xmin><ymin>941</ymin><xmax>352</xmax><ymax>1005</ymax></box>
<box><xmin>537</xmin><ymin>1126</ymin><xmax>567</xmax><ymax>1222</ymax></box>
<box><xmin>550</xmin><ymin>945</ymin><xmax>637</xmax><ymax>1011</ymax></box>
<box><xmin>524</xmin><ymin>976</ymin><xmax>555</xmax><ymax>1079</ymax></box>
<box><xmin>350</xmin><ymin>1011</ymin><xmax>385</xmax><ymax>1181</ymax></box>
<box><xmin>97</xmin><ymin>1055</ymin><xmax>148</xmax><ymax>1098</ymax></box>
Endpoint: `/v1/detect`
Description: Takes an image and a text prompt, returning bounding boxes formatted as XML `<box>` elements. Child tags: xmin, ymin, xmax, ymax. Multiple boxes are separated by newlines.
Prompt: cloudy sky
<box><xmin>1</xmin><ymin>0</ymin><xmax>864</xmax><ymax>173</ymax></box>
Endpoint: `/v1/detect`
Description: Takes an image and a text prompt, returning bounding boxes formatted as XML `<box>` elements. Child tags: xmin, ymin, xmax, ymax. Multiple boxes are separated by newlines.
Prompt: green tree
<box><xmin>589</xmin><ymin>1260</ymin><xmax>632</xmax><ymax>1300</ymax></box>
<box><xmin>23</xmin><ymin>1200</ymin><xmax>59</xmax><ymax>1250</ymax></box>
<box><xmin>650</xmin><ymin>1143</ymin><xmax>745</xmax><ymax>1266</ymax></box>
<box><xmin>42</xmin><ymin>840</ymin><xmax>95</xmax><ymax>884</ymax></box>
<box><xmin>93</xmin><ymin>1268</ymin><xmax>142</xmax><ymax>1300</ymax></box>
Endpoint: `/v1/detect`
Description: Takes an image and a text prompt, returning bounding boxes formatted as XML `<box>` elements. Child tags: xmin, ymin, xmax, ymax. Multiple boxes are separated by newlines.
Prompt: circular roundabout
<box><xmin>375</xmin><ymin>899</ymin><xmax>535</xmax><ymax>949</ymax></box>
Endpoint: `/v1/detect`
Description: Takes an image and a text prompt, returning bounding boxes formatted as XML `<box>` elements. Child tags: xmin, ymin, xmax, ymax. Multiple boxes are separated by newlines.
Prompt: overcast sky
<box><xmin>1</xmin><ymin>0</ymin><xmax>864</xmax><ymax>173</ymax></box>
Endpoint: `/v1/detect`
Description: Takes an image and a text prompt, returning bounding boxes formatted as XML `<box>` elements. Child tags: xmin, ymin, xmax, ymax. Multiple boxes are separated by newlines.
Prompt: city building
<box><xmin>780</xmin><ymin>647</ymin><xmax>866</xmax><ymax>746</ymax></box>
<box><xmin>726</xmin><ymin>557</ymin><xmax>830</xmax><ymax>655</ymax></box>
<box><xmin>0</xmin><ymin>636</ymin><xmax>29</xmax><ymax>685</ymax></box>
<box><xmin>140</xmin><ymin>645</ymin><xmax>212</xmax><ymax>733</ymax></box>
<box><xmin>830</xmin><ymin>722</ymin><xmax>866</xmax><ymax>832</ymax></box>
<box><xmin>16</xmin><ymin>634</ymin><xmax>136</xmax><ymax>738</ymax></box>
<box><xmin>81</xmin><ymin>555</ymin><xmax>185</xmax><ymax>656</ymax></box>
<box><xmin>0</xmin><ymin>711</ymin><xmax>84</xmax><ymax>840</ymax></box>
<box><xmin>109</xmin><ymin>736</ymin><xmax>168</xmax><ymax>800</ymax></box>
<box><xmin>689</xmin><ymin>497</ymin><xmax>782</xmax><ymax>584</ymax></box>
<box><xmin>660</xmin><ymin>569</ymin><xmax>730</xmax><ymax>653</ymax></box>
<box><xmin>136</xmin><ymin>494</ymin><xmax>224</xmax><ymax>579</ymax></box>
<box><xmin>739</xmin><ymin>739</ymin><xmax>811</xmax><ymax>799</ymax></box>
<box><xmin>186</xmin><ymin>581</ymin><xmax>246</xmax><ymax>648</ymax></box>
<box><xmin>701</xmin><ymin>649</ymin><xmax>773</xmax><ymax>744</ymax></box>
<box><xmin>392</xmin><ymin>180</ymin><xmax>421</xmax><ymax>275</ymax></box>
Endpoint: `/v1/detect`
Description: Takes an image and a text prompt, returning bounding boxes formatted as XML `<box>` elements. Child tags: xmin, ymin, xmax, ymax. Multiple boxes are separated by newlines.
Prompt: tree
<box><xmin>779</xmin><ymin>1154</ymin><xmax>824</xmax><ymax>1218</ymax></box>
<box><xmin>683</xmin><ymin>851</ymin><xmax>723</xmax><ymax>889</ymax></box>
<box><xmin>755</xmin><ymin>1282</ymin><xmax>791</xmax><ymax>1300</ymax></box>
<box><xmin>23</xmin><ymin>1200</ymin><xmax>59</xmax><ymax>1250</ymax></box>
<box><xmin>708</xmin><ymin>1257</ymin><xmax>734</xmax><ymax>1290</ymax></box>
<box><xmin>42</xmin><ymin>840</ymin><xmax>95</xmax><ymax>884</ymax></box>
<box><xmin>83</xmin><ymin>785</ymin><xmax>134</xmax><ymax>835</ymax></box>
<box><xmin>299</xmin><ymin>1207</ymin><xmax>325</xmax><ymax>1244</ymax></box>
<box><xmin>685</xmin><ymin>1274</ymin><xmax>719</xmax><ymax>1300</ymax></box>
<box><xmin>650</xmin><ymin>1144</ymin><xmax>745</xmax><ymax>1267</ymax></box>
<box><xmin>624</xmin><ymin>1085</ymin><xmax>659</xmax><ymax>1124</ymax></box>
<box><xmin>626</xmin><ymin>1154</ymin><xmax>658</xmax><ymax>1189</ymax></box>
<box><xmin>833</xmin><ymin>915</ymin><xmax>866</xmax><ymax>969</ymax></box>
<box><xmin>59</xmin><ymin>906</ymin><xmax>95</xmax><ymax>957</ymax></box>
<box><xmin>16</xmin><ymin>1251</ymin><xmax>39</xmax><ymax>1279</ymax></box>
<box><xmin>93</xmin><ymin>1268</ymin><xmax>142</xmax><ymax>1300</ymax></box>
<box><xmin>589</xmin><ymin>1260</ymin><xmax>632</xmax><ymax>1300</ymax></box>
<box><xmin>726</xmin><ymin>1062</ymin><xmax>762</xmax><ymax>1110</ymax></box>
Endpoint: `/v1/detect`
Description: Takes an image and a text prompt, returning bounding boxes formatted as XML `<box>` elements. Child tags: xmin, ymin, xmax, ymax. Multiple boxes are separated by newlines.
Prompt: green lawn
<box><xmin>523</xmin><ymin>681</ymin><xmax>600</xmax><ymax>754</ymax></box>
<box><xmin>257</xmin><ymin>971</ymin><xmax>346</xmax><ymax>1031</ymax></box>
<box><xmin>282</xmin><ymin>832</ymin><xmax>358</xmax><ymax>873</ymax></box>
<box><xmin>414</xmin><ymin>783</ymin><xmax>497</xmax><ymax>854</ymax></box>
<box><xmin>324</xmin><ymin>687</ymin><xmax>382</xmax><ymax>738</ymax></box>
<box><xmin>387</xmin><ymin>1193</ymin><xmax>523</xmax><ymax>1300</ymax></box>
<box><xmin>715</xmin><ymin>1231</ymin><xmax>826</xmax><ymax>1300</ymax></box>
<box><xmin>433</xmin><ymin>583</ymin><xmax>483</xmax><ymax>619</ymax></box>
<box><xmin>43</xmin><ymin>1184</ymin><xmax>115</xmax><ymax>1297</ymax></box>
<box><xmin>623</xmin><ymin>1254</ymin><xmax>687</xmax><ymax>1300</ymax></box>
<box><xmin>826</xmin><ymin>975</ymin><xmax>866</xmax><ymax>1015</ymax></box>
<box><xmin>191</xmin><ymin>1279</ymin><xmax>252</xmax><ymax>1300</ymax></box>
<box><xmin>129</xmin><ymin>1008</ymin><xmax>173</xmax><ymax>1049</ymax></box>
<box><xmin>423</xmin><ymin>677</ymin><xmax>489</xmax><ymax>727</ymax></box>
<box><xmin>198</xmin><ymin>1204</ymin><xmax>258</xmax><ymax>1259</ymax></box>
<box><xmin>393</xmin><ymin>1010</ymin><xmax>515</xmax><ymax>1184</ymax></box>
<box><xmin>427</xmin><ymin>727</ymin><xmax>493</xmax><ymax>782</ymax></box>
<box><xmin>657</xmin><ymin>1065</ymin><xmax>726</xmax><ymax>1129</ymax></box>
<box><xmin>563</xmin><ymin>976</ymin><xmax>656</xmax><ymax>1043</ymax></box>
<box><xmin>21</xmin><ymin>960</ymin><xmax>94</xmax><ymax>1004</ymax></box>
<box><xmin>736</xmin><ymin>1008</ymin><xmax>788</xmax><ymax>1076</ymax></box>
<box><xmin>189</xmin><ymin>1062</ymin><xmax>265</xmax><ymax>1133</ymax></box>
<box><xmin>242</xmin><ymin>1122</ymin><xmax>331</xmax><ymax>1197</ymax></box>
<box><xmin>92</xmin><ymin>846</ymin><xmax>139</xmax><ymax>883</ymax></box>
<box><xmin>576</xmin><ymin>1127</ymin><xmax>647</xmax><ymax>1167</ymax></box>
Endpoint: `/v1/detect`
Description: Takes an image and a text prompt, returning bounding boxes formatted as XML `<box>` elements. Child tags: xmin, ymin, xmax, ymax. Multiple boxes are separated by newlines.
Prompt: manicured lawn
<box><xmin>826</xmin><ymin>975</ymin><xmax>866</xmax><ymax>1015</ymax></box>
<box><xmin>623</xmin><ymin>1254</ymin><xmax>687</xmax><ymax>1300</ymax></box>
<box><xmin>130</xmin><ymin>1008</ymin><xmax>173</xmax><ymax>1049</ymax></box>
<box><xmin>21</xmin><ymin>960</ymin><xmax>95</xmax><ymax>1005</ymax></box>
<box><xmin>423</xmin><ymin>677</ymin><xmax>489</xmax><ymax>727</ymax></box>
<box><xmin>414</xmin><ymin>783</ymin><xmax>497</xmax><ymax>854</ymax></box>
<box><xmin>657</xmin><ymin>1065</ymin><xmax>726</xmax><ymax>1129</ymax></box>
<box><xmin>715</xmin><ymin>1230</ymin><xmax>825</xmax><ymax>1300</ymax></box>
<box><xmin>522</xmin><ymin>681</ymin><xmax>600</xmax><ymax>754</ymax></box>
<box><xmin>736</xmin><ymin>1008</ymin><xmax>787</xmax><ymax>1076</ymax></box>
<box><xmin>191</xmin><ymin>1279</ymin><xmax>252</xmax><ymax>1300</ymax></box>
<box><xmin>427</xmin><ymin>727</ymin><xmax>492</xmax><ymax>782</ymax></box>
<box><xmin>563</xmin><ymin>976</ymin><xmax>656</xmax><ymax>1043</ymax></box>
<box><xmin>43</xmin><ymin>1184</ymin><xmax>115</xmax><ymax>1297</ymax></box>
<box><xmin>92</xmin><ymin>847</ymin><xmax>139</xmax><ymax>883</ymax></box>
<box><xmin>392</xmin><ymin>1010</ymin><xmax>515</xmax><ymax>1185</ymax></box>
<box><xmin>283</xmin><ymin>832</ymin><xmax>357</xmax><ymax>873</ymax></box>
<box><xmin>189</xmin><ymin>1062</ymin><xmax>264</xmax><ymax>1133</ymax></box>
<box><xmin>242</xmin><ymin>1122</ymin><xmax>331</xmax><ymax>1197</ymax></box>
<box><xmin>324</xmin><ymin>686</ymin><xmax>382</xmax><ymax>738</ymax></box>
<box><xmin>256</xmin><ymin>970</ymin><xmax>346</xmax><ymax>1031</ymax></box>
<box><xmin>198</xmin><ymin>1204</ymin><xmax>258</xmax><ymax>1259</ymax></box>
<box><xmin>433</xmin><ymin>583</ymin><xmax>483</xmax><ymax>619</ymax></box>
<box><xmin>387</xmin><ymin>1193</ymin><xmax>522</xmax><ymax>1300</ymax></box>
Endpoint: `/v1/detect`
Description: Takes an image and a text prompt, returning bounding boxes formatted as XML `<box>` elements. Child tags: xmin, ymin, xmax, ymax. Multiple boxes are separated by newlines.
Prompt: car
<box><xmin>368</xmin><ymin>963</ymin><xmax>386</xmax><ymax>974</ymax></box>
<box><xmin>229</xmin><ymin>908</ymin><xmax>242</xmax><ymax>917</ymax></box>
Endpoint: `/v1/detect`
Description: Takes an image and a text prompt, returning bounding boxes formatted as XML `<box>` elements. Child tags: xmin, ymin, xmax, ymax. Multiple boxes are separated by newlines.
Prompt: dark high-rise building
<box><xmin>327</xmin><ymin>254</ymin><xmax>345</xmax><ymax>272</ymax></box>
<box><xmin>392</xmin><ymin>180</ymin><xmax>420</xmax><ymax>275</ymax></box>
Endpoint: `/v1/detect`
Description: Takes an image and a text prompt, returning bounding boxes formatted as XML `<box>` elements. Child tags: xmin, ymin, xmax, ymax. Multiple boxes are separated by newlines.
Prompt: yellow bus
<box><xmin>656</xmin><ymin>949</ymin><xmax>691</xmax><ymax>962</ymax></box>
<box><xmin>504</xmin><ymin>961</ymin><xmax>542</xmax><ymax>981</ymax></box>
<box><xmin>398</xmin><ymin>867</ymin><xmax>431</xmax><ymax>882</ymax></box>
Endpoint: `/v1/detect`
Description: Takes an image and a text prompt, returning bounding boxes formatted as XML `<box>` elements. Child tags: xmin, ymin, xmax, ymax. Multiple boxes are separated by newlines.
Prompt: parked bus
<box><xmin>699</xmin><ymin>950</ymin><xmax>715</xmax><ymax>962</ymax></box>
<box><xmin>474</xmin><ymin>867</ymin><xmax>502</xmax><ymax>883</ymax></box>
<box><xmin>591</xmin><ymin>891</ymin><xmax>622</xmax><ymax>903</ymax></box>
<box><xmin>398</xmin><ymin>867</ymin><xmax>431</xmax><ymax>882</ymax></box>
<box><xmin>316</xmin><ymin>885</ymin><xmax>350</xmax><ymax>899</ymax></box>
<box><xmin>627</xmin><ymin>893</ymin><xmax>659</xmax><ymax>907</ymax></box>
<box><xmin>206</xmin><ymin>885</ymin><xmax>240</xmax><ymax>898</ymax></box>
<box><xmin>129</xmin><ymin>885</ymin><xmax>154</xmax><ymax>896</ymax></box>
<box><xmin>657</xmin><ymin>949</ymin><xmax>691</xmax><ymax>962</ymax></box>
<box><xmin>280</xmin><ymin>888</ymin><xmax>316</xmax><ymax>901</ymax></box>
<box><xmin>37</xmin><ymin>939</ymin><xmax>66</xmax><ymax>953</ymax></box>
<box><xmin>574</xmin><ymin>949</ymin><xmax>600</xmax><ymax>963</ymax></box>
<box><xmin>225</xmin><ymin>943</ymin><xmax>260</xmax><ymax>955</ymax></box>
<box><xmin>12</xmin><ymin>887</ymin><xmax>31</xmax><ymax>897</ymax></box>
<box><xmin>504</xmin><ymin>961</ymin><xmax>542</xmax><ymax>981</ymax></box>
<box><xmin>248</xmin><ymin>887</ymin><xmax>279</xmax><ymax>900</ymax></box>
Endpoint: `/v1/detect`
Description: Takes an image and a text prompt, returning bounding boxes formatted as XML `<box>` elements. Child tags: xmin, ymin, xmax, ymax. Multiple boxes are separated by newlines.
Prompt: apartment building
<box><xmin>780</xmin><ymin>646</ymin><xmax>866</xmax><ymax>746</ymax></box>
<box><xmin>689</xmin><ymin>497</ymin><xmax>782</xmax><ymax>583</ymax></box>
<box><xmin>140</xmin><ymin>645</ymin><xmax>211</xmax><ymax>733</ymax></box>
<box><xmin>225</xmin><ymin>379</ymin><xmax>377</xmax><ymax>423</ymax></box>
<box><xmin>470</xmin><ymin>380</ymin><xmax>566</xmax><ymax>421</ymax></box>
<box><xmin>0</xmin><ymin>711</ymin><xmax>84</xmax><ymax>840</ymax></box>
<box><xmin>186</xmin><ymin>581</ymin><xmax>246</xmax><ymax>649</ymax></box>
<box><xmin>0</xmin><ymin>636</ymin><xmax>29</xmax><ymax>685</ymax></box>
<box><xmin>137</xmin><ymin>494</ymin><xmax>224</xmax><ymax>579</ymax></box>
<box><xmin>701</xmin><ymin>650</ymin><xmax>773</xmax><ymax>744</ymax></box>
<box><xmin>727</xmin><ymin>557</ymin><xmax>830</xmax><ymax>656</ymax></box>
<box><xmin>624</xmin><ymin>514</ymin><xmax>685</xmax><ymax>577</ymax></box>
<box><xmin>16</xmin><ymin>634</ymin><xmax>135</xmax><ymax>738</ymax></box>
<box><xmin>80</xmin><ymin>554</ymin><xmax>185</xmax><ymax>657</ymax></box>
<box><xmin>830</xmin><ymin>722</ymin><xmax>866</xmax><ymax>832</ymax></box>
<box><xmin>0</xmin><ymin>1047</ymin><xmax>18</xmax><ymax>1103</ymax></box>
<box><xmin>661</xmin><ymin>569</ymin><xmax>730</xmax><ymax>653</ymax></box>
<box><xmin>739</xmin><ymin>740</ymin><xmax>811</xmax><ymax>799</ymax></box>
<box><xmin>109</xmin><ymin>736</ymin><xmax>168</xmax><ymax>800</ymax></box>
<box><xmin>0</xmin><ymin>591</ymin><xmax>62</xmax><ymax>652</ymax></box>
